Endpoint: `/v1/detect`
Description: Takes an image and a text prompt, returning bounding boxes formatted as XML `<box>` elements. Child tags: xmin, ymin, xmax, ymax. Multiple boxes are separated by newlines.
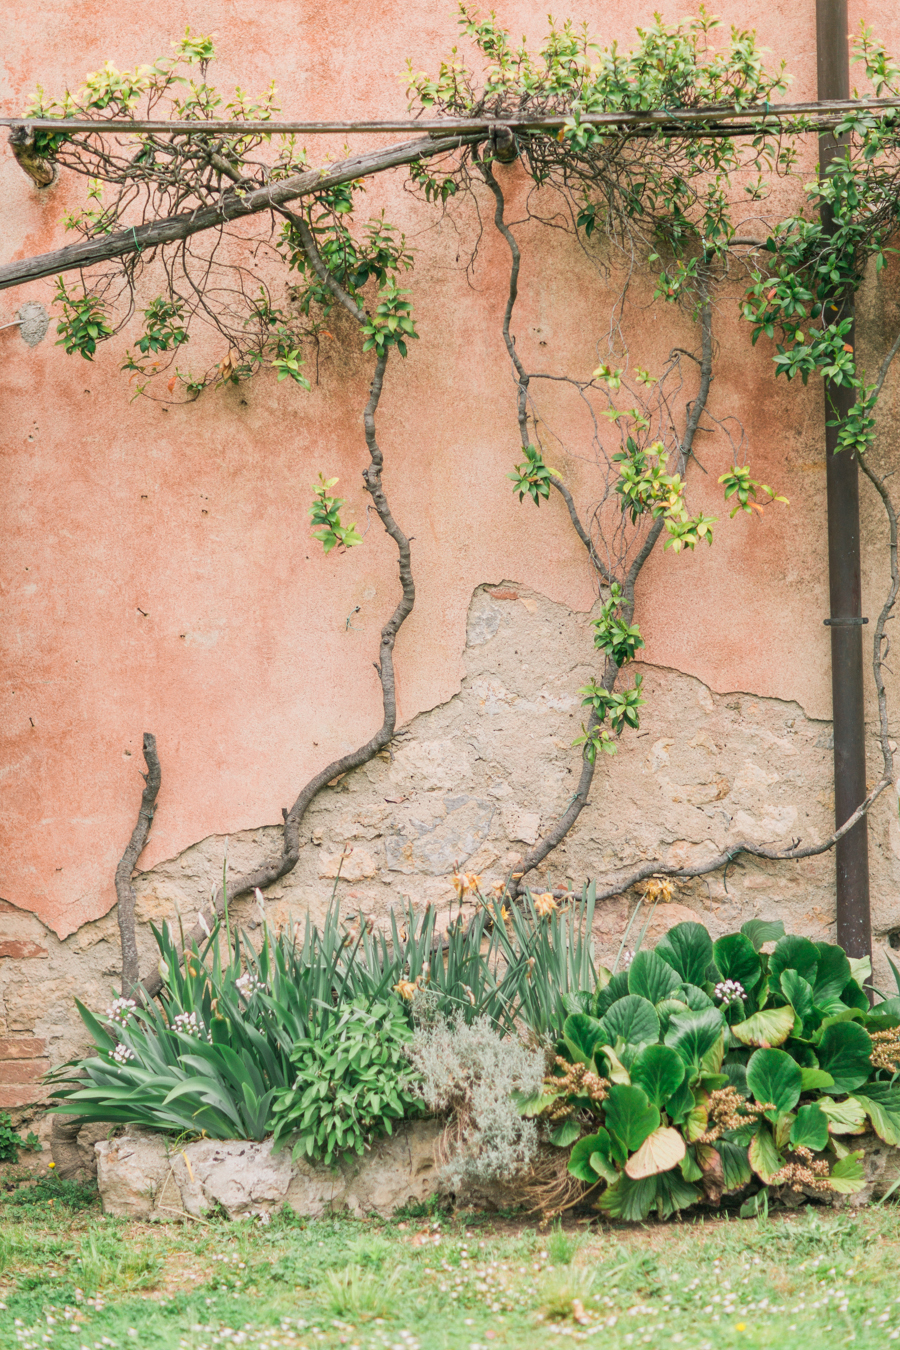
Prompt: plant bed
<box><xmin>48</xmin><ymin>892</ymin><xmax>900</xmax><ymax>1223</ymax></box>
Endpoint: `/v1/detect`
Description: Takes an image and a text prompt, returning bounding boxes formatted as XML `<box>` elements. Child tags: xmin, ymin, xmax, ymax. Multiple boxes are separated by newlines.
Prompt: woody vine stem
<box><xmin>9</xmin><ymin>10</ymin><xmax>900</xmax><ymax>994</ymax></box>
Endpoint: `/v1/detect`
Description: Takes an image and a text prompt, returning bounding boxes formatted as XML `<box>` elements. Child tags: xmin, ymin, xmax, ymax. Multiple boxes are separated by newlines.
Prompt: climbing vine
<box><xmin>11</xmin><ymin>5</ymin><xmax>900</xmax><ymax>987</ymax></box>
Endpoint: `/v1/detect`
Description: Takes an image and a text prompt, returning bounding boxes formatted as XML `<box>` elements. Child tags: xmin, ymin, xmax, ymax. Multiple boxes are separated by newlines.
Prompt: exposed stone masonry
<box><xmin>2</xmin><ymin>582</ymin><xmax>899</xmax><ymax>1133</ymax></box>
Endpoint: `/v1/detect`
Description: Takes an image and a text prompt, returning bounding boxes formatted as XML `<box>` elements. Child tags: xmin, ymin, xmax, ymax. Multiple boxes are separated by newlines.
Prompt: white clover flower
<box><xmin>714</xmin><ymin>979</ymin><xmax>746</xmax><ymax>1007</ymax></box>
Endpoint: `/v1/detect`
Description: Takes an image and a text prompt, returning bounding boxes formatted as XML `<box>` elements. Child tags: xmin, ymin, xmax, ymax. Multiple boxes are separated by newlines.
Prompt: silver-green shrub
<box><xmin>408</xmin><ymin>1003</ymin><xmax>546</xmax><ymax>1190</ymax></box>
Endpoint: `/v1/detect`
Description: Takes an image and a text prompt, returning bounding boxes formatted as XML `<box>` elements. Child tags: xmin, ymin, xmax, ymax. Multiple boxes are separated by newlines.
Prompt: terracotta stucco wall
<box><xmin>3</xmin><ymin>0</ymin><xmax>900</xmax><ymax>1109</ymax></box>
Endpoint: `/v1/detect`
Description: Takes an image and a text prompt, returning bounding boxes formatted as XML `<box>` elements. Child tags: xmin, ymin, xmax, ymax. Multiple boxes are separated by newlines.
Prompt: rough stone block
<box><xmin>0</xmin><ymin>1059</ymin><xmax>48</xmax><ymax>1084</ymax></box>
<box><xmin>0</xmin><ymin>1085</ymin><xmax>50</xmax><ymax>1109</ymax></box>
<box><xmin>0</xmin><ymin>1038</ymin><xmax>46</xmax><ymax>1059</ymax></box>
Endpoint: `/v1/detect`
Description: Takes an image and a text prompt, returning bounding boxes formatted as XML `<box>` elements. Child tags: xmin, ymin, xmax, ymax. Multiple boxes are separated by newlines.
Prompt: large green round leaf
<box><xmin>597</xmin><ymin>1173</ymin><xmax>659</xmax><ymax>1221</ymax></box>
<box><xmin>748</xmin><ymin>1124</ymin><xmax>784</xmax><ymax>1182</ymax></box>
<box><xmin>713</xmin><ymin>933</ymin><xmax>762</xmax><ymax>991</ymax></box>
<box><xmin>816</xmin><ymin>1021</ymin><xmax>874</xmax><ymax>1094</ymax></box>
<box><xmin>568</xmin><ymin>1129</ymin><xmax>614</xmax><ymax>1183</ymax></box>
<box><xmin>769</xmin><ymin>935</ymin><xmax>819</xmax><ymax>991</ymax></box>
<box><xmin>598</xmin><ymin>995</ymin><xmax>660</xmax><ymax>1049</ymax></box>
<box><xmin>562</xmin><ymin>1013</ymin><xmax>606</xmax><ymax>1066</ymax></box>
<box><xmin>593</xmin><ymin>970</ymin><xmax>630</xmax><ymax>1017</ymax></box>
<box><xmin>654</xmin><ymin>922</ymin><xmax>713</xmax><ymax>986</ymax></box>
<box><xmin>716</xmin><ymin>1139</ymin><xmax>753</xmax><ymax>1192</ymax></box>
<box><xmin>655</xmin><ymin>998</ymin><xmax>691</xmax><ymax>1037</ymax></box>
<box><xmin>781</xmin><ymin>970</ymin><xmax>815</xmax><ymax>1024</ymax></box>
<box><xmin>664</xmin><ymin>1006</ymin><xmax>725</xmax><ymax>1070</ymax></box>
<box><xmin>729</xmin><ymin>1004</ymin><xmax>795</xmax><ymax>1047</ymax></box>
<box><xmin>789</xmin><ymin>1103</ymin><xmax>829</xmax><ymax>1152</ymax></box>
<box><xmin>630</xmin><ymin>1044</ymin><xmax>685</xmax><ymax>1109</ymax></box>
<box><xmin>813</xmin><ymin>943</ymin><xmax>852</xmax><ymax>1007</ymax></box>
<box><xmin>740</xmin><ymin>919</ymin><xmax>786</xmax><ymax>951</ymax></box>
<box><xmin>746</xmin><ymin>1047</ymin><xmax>802</xmax><ymax>1117</ymax></box>
<box><xmin>677</xmin><ymin>983</ymin><xmax>714</xmax><ymax>1011</ymax></box>
<box><xmin>628</xmin><ymin>950</ymin><xmax>681</xmax><ymax>1004</ymax></box>
<box><xmin>603</xmin><ymin>1083</ymin><xmax>660</xmax><ymax>1152</ymax></box>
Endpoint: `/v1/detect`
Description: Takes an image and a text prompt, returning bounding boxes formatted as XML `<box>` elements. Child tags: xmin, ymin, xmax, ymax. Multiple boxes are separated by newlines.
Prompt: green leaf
<box><xmin>781</xmin><ymin>970</ymin><xmax>815</xmax><ymax>1025</ymax></box>
<box><xmin>746</xmin><ymin>1048</ymin><xmax>802</xmax><ymax>1118</ymax></box>
<box><xmin>628</xmin><ymin>951</ymin><xmax>681</xmax><ymax>1004</ymax></box>
<box><xmin>655</xmin><ymin>998</ymin><xmax>690</xmax><ymax>1036</ymax></box>
<box><xmin>549</xmin><ymin>1118</ymin><xmax>582</xmax><ymax>1148</ymax></box>
<box><xmin>827</xmin><ymin>1151</ymin><xmax>866</xmax><ymax>1194</ymax></box>
<box><xmin>717</xmin><ymin>1139</ymin><xmax>753</xmax><ymax>1192</ymax></box>
<box><xmin>676</xmin><ymin>983</ymin><xmax>714</xmax><ymax>1011</ymax></box>
<box><xmin>598</xmin><ymin>996</ymin><xmax>660</xmax><ymax>1050</ymax></box>
<box><xmin>815</xmin><ymin>1021</ymin><xmax>873</xmax><ymax>1093</ymax></box>
<box><xmin>812</xmin><ymin>943</ymin><xmax>852</xmax><ymax>1006</ymax></box>
<box><xmin>664</xmin><ymin>1077</ymin><xmax>695</xmax><ymax>1125</ymax></box>
<box><xmin>596</xmin><ymin>1044</ymin><xmax>631</xmax><ymax>1084</ymax></box>
<box><xmin>568</xmin><ymin>1129</ymin><xmax>613</xmax><ymax>1183</ymax></box>
<box><xmin>842</xmin><ymin>978</ymin><xmax>871</xmax><ymax>1013</ymax></box>
<box><xmin>790</xmin><ymin>1103</ymin><xmax>829</xmax><ymax>1151</ymax></box>
<box><xmin>770</xmin><ymin>935</ymin><xmax>819</xmax><ymax>992</ymax></box>
<box><xmin>562</xmin><ymin>1013</ymin><xmax>606</xmax><ymax>1066</ymax></box>
<box><xmin>630</xmin><ymin>1044</ymin><xmax>685</xmax><ymax>1109</ymax></box>
<box><xmin>867</xmin><ymin>997</ymin><xmax>900</xmax><ymax>1031</ymax></box>
<box><xmin>512</xmin><ymin>1087</ymin><xmax>560</xmax><ymax>1117</ymax></box>
<box><xmin>740</xmin><ymin>919</ymin><xmax>786</xmax><ymax>951</ymax></box>
<box><xmin>713</xmin><ymin>933</ymin><xmax>762</xmax><ymax>991</ymax></box>
<box><xmin>799</xmin><ymin>1067</ymin><xmax>835</xmax><ymax>1091</ymax></box>
<box><xmin>654</xmin><ymin>922</ymin><xmax>713</xmax><ymax>986</ymax></box>
<box><xmin>654</xmin><ymin>1167</ymin><xmax>699</xmax><ymax>1218</ymax></box>
<box><xmin>817</xmin><ymin>1096</ymin><xmax>868</xmax><ymax>1134</ymax></box>
<box><xmin>701</xmin><ymin>1032</ymin><xmax>725</xmax><ymax>1076</ymax></box>
<box><xmin>597</xmin><ymin>1173</ymin><xmax>658</xmax><ymax>1221</ymax></box>
<box><xmin>593</xmin><ymin>970</ymin><xmax>630</xmax><ymax>1016</ymax></box>
<box><xmin>730</xmin><ymin>1004</ymin><xmax>795</xmax><ymax>1048</ymax></box>
<box><xmin>854</xmin><ymin>1082</ymin><xmax>900</xmax><ymax>1146</ymax></box>
<box><xmin>740</xmin><ymin>1189</ymin><xmax>769</xmax><ymax>1219</ymax></box>
<box><xmin>849</xmin><ymin>954</ymin><xmax>872</xmax><ymax>986</ymax></box>
<box><xmin>603</xmin><ymin>1083</ymin><xmax>660</xmax><ymax>1153</ymax></box>
<box><xmin>680</xmin><ymin>1148</ymin><xmax>704</xmax><ymax>1183</ymax></box>
<box><xmin>664</xmin><ymin>1007</ymin><xmax>725</xmax><ymax>1070</ymax></box>
<box><xmin>748</xmin><ymin>1125</ymin><xmax>784</xmax><ymax>1183</ymax></box>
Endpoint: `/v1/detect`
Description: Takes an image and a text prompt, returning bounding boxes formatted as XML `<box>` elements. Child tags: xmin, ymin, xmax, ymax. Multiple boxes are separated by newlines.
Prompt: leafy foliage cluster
<box><xmin>48</xmin><ymin>887</ymin><xmax>603</xmax><ymax>1157</ymax></box>
<box><xmin>271</xmin><ymin>997</ymin><xmax>422</xmax><ymax>1168</ymax></box>
<box><xmin>516</xmin><ymin>918</ymin><xmax>900</xmax><ymax>1220</ymax></box>
<box><xmin>0</xmin><ymin>1112</ymin><xmax>40</xmax><ymax>1164</ymax></box>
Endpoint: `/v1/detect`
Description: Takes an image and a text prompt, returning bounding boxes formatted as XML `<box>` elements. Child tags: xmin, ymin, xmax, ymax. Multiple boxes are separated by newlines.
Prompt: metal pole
<box><xmin>816</xmin><ymin>0</ymin><xmax>872</xmax><ymax>960</ymax></box>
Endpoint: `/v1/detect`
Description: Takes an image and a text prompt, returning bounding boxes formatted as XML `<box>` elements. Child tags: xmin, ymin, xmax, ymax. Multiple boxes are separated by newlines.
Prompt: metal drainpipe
<box><xmin>816</xmin><ymin>0</ymin><xmax>872</xmax><ymax>961</ymax></box>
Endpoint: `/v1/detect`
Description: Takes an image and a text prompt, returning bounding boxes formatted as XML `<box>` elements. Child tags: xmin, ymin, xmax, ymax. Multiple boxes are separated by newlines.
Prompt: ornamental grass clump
<box><xmin>516</xmin><ymin>917</ymin><xmax>900</xmax><ymax>1219</ymax></box>
<box><xmin>47</xmin><ymin>886</ymin><xmax>599</xmax><ymax>1149</ymax></box>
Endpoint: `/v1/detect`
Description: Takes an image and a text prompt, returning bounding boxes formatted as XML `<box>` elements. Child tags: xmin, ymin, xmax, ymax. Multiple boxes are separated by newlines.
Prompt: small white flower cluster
<box><xmin>235</xmin><ymin>971</ymin><xmax>265</xmax><ymax>999</ymax></box>
<box><xmin>105</xmin><ymin>996</ymin><xmax>137</xmax><ymax>1027</ymax></box>
<box><xmin>714</xmin><ymin>979</ymin><xmax>746</xmax><ymax>1007</ymax></box>
<box><xmin>171</xmin><ymin>1010</ymin><xmax>212</xmax><ymax>1042</ymax></box>
<box><xmin>111</xmin><ymin>1042</ymin><xmax>135</xmax><ymax>1066</ymax></box>
<box><xmin>621</xmin><ymin>949</ymin><xmax>635</xmax><ymax>970</ymax></box>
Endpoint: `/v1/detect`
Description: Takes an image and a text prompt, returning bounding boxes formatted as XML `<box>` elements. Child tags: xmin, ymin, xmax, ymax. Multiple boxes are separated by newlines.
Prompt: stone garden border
<box><xmin>94</xmin><ymin>1125</ymin><xmax>900</xmax><ymax>1221</ymax></box>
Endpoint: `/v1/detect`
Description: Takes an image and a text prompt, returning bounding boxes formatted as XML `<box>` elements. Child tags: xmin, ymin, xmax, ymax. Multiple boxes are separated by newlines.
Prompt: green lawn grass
<box><xmin>2</xmin><ymin>1172</ymin><xmax>900</xmax><ymax>1350</ymax></box>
